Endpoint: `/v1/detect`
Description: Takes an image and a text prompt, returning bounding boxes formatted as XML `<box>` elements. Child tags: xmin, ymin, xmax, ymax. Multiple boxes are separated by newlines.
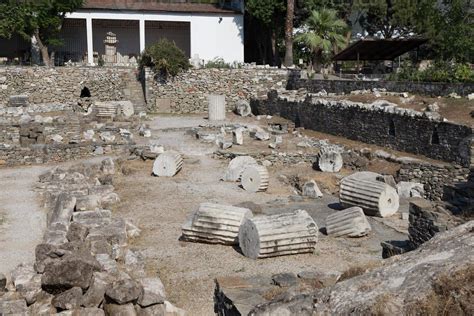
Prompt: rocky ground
<box><xmin>1</xmin><ymin>112</ymin><xmax>464</xmax><ymax>315</ymax></box>
<box><xmin>112</xmin><ymin>114</ymin><xmax>409</xmax><ymax>315</ymax></box>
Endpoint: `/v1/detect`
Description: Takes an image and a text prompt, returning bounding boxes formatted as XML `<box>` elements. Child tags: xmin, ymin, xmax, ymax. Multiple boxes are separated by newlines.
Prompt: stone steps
<box><xmin>122</xmin><ymin>71</ymin><xmax>146</xmax><ymax>114</ymax></box>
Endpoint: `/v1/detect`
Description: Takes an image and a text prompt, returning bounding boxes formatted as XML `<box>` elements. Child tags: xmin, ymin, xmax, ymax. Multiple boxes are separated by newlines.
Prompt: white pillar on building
<box><xmin>139</xmin><ymin>18</ymin><xmax>145</xmax><ymax>53</ymax></box>
<box><xmin>86</xmin><ymin>16</ymin><xmax>94</xmax><ymax>65</ymax></box>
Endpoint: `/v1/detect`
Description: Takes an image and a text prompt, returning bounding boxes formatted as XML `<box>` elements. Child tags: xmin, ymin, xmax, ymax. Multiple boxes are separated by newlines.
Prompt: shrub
<box><xmin>140</xmin><ymin>39</ymin><xmax>189</xmax><ymax>78</ymax></box>
<box><xmin>391</xmin><ymin>61</ymin><xmax>474</xmax><ymax>83</ymax></box>
<box><xmin>204</xmin><ymin>57</ymin><xmax>231</xmax><ymax>69</ymax></box>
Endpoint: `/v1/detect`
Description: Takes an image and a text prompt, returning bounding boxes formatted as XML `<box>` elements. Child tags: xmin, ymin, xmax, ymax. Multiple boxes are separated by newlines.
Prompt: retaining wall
<box><xmin>288</xmin><ymin>79</ymin><xmax>474</xmax><ymax>97</ymax></box>
<box><xmin>144</xmin><ymin>67</ymin><xmax>290</xmax><ymax>113</ymax></box>
<box><xmin>251</xmin><ymin>91</ymin><xmax>473</xmax><ymax>166</ymax></box>
<box><xmin>0</xmin><ymin>66</ymin><xmax>134</xmax><ymax>106</ymax></box>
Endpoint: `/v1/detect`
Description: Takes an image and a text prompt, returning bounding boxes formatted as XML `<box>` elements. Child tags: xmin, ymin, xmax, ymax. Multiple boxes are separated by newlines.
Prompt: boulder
<box><xmin>302</xmin><ymin>180</ymin><xmax>323</xmax><ymax>198</ymax></box>
<box><xmin>75</xmin><ymin>195</ymin><xmax>101</xmax><ymax>212</ymax></box>
<box><xmin>272</xmin><ymin>273</ymin><xmax>298</xmax><ymax>287</ymax></box>
<box><xmin>235</xmin><ymin>100</ymin><xmax>252</xmax><ymax>116</ymax></box>
<box><xmin>250</xmin><ymin>221</ymin><xmax>474</xmax><ymax>315</ymax></box>
<box><xmin>49</xmin><ymin>193</ymin><xmax>77</xmax><ymax>232</ymax></box>
<box><xmin>11</xmin><ymin>263</ymin><xmax>42</xmax><ymax>304</ymax></box>
<box><xmin>0</xmin><ymin>299</ymin><xmax>28</xmax><ymax>315</ymax></box>
<box><xmin>41</xmin><ymin>252</ymin><xmax>101</xmax><ymax>294</ymax></box>
<box><xmin>137</xmin><ymin>277</ymin><xmax>166</xmax><ymax>307</ymax></box>
<box><xmin>0</xmin><ymin>273</ymin><xmax>6</xmax><ymax>292</ymax></box>
<box><xmin>135</xmin><ymin>303</ymin><xmax>166</xmax><ymax>316</ymax></box>
<box><xmin>52</xmin><ymin>287</ymin><xmax>83</xmax><ymax>310</ymax></box>
<box><xmin>105</xmin><ymin>279</ymin><xmax>143</xmax><ymax>305</ymax></box>
<box><xmin>104</xmin><ymin>303</ymin><xmax>137</xmax><ymax>316</ymax></box>
<box><xmin>35</xmin><ymin>243</ymin><xmax>67</xmax><ymax>273</ymax></box>
<box><xmin>67</xmin><ymin>222</ymin><xmax>90</xmax><ymax>242</ymax></box>
<box><xmin>101</xmin><ymin>158</ymin><xmax>115</xmax><ymax>175</ymax></box>
<box><xmin>397</xmin><ymin>181</ymin><xmax>424</xmax><ymax>199</ymax></box>
<box><xmin>28</xmin><ymin>291</ymin><xmax>56</xmax><ymax>315</ymax></box>
<box><xmin>81</xmin><ymin>272</ymin><xmax>112</xmax><ymax>308</ymax></box>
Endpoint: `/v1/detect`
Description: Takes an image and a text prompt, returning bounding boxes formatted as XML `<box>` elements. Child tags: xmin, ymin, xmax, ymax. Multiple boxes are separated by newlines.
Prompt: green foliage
<box><xmin>390</xmin><ymin>61</ymin><xmax>474</xmax><ymax>83</ymax></box>
<box><xmin>245</xmin><ymin>0</ymin><xmax>285</xmax><ymax>26</ymax></box>
<box><xmin>354</xmin><ymin>0</ymin><xmax>434</xmax><ymax>38</ymax></box>
<box><xmin>204</xmin><ymin>57</ymin><xmax>231</xmax><ymax>69</ymax></box>
<box><xmin>295</xmin><ymin>8</ymin><xmax>348</xmax><ymax>65</ymax></box>
<box><xmin>140</xmin><ymin>39</ymin><xmax>190</xmax><ymax>78</ymax></box>
<box><xmin>427</xmin><ymin>0</ymin><xmax>474</xmax><ymax>63</ymax></box>
<box><xmin>0</xmin><ymin>0</ymin><xmax>84</xmax><ymax>45</ymax></box>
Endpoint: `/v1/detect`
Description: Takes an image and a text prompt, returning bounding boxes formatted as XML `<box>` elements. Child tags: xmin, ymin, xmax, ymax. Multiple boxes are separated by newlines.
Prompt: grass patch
<box><xmin>338</xmin><ymin>261</ymin><xmax>382</xmax><ymax>282</ymax></box>
<box><xmin>405</xmin><ymin>265</ymin><xmax>474</xmax><ymax>315</ymax></box>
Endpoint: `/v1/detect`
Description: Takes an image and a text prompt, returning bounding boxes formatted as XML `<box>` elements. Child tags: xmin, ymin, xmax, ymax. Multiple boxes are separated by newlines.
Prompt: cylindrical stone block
<box><xmin>241</xmin><ymin>165</ymin><xmax>269</xmax><ymax>192</ymax></box>
<box><xmin>325</xmin><ymin>207</ymin><xmax>371</xmax><ymax>237</ymax></box>
<box><xmin>340</xmin><ymin>177</ymin><xmax>399</xmax><ymax>217</ymax></box>
<box><xmin>208</xmin><ymin>94</ymin><xmax>226</xmax><ymax>121</ymax></box>
<box><xmin>222</xmin><ymin>156</ymin><xmax>258</xmax><ymax>182</ymax></box>
<box><xmin>152</xmin><ymin>151</ymin><xmax>183</xmax><ymax>177</ymax></box>
<box><xmin>238</xmin><ymin>210</ymin><xmax>318</xmax><ymax>259</ymax></box>
<box><xmin>317</xmin><ymin>147</ymin><xmax>343</xmax><ymax>173</ymax></box>
<box><xmin>182</xmin><ymin>203</ymin><xmax>253</xmax><ymax>245</ymax></box>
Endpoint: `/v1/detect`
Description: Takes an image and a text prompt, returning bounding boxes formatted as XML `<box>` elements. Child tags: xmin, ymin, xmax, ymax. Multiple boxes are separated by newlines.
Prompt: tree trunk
<box><xmin>270</xmin><ymin>29</ymin><xmax>278</xmax><ymax>66</ymax></box>
<box><xmin>34</xmin><ymin>31</ymin><xmax>51</xmax><ymax>67</ymax></box>
<box><xmin>283</xmin><ymin>0</ymin><xmax>295</xmax><ymax>67</ymax></box>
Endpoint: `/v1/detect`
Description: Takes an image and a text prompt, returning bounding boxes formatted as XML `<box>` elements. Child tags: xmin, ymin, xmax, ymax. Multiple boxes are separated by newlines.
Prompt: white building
<box><xmin>1</xmin><ymin>0</ymin><xmax>245</xmax><ymax>66</ymax></box>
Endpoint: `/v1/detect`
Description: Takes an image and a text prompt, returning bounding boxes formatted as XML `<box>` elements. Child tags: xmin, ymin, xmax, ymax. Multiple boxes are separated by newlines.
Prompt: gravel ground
<box><xmin>0</xmin><ymin>156</ymin><xmax>113</xmax><ymax>278</ymax></box>
<box><xmin>0</xmin><ymin>165</ymin><xmax>48</xmax><ymax>276</ymax></box>
<box><xmin>113</xmin><ymin>114</ymin><xmax>408</xmax><ymax>315</ymax></box>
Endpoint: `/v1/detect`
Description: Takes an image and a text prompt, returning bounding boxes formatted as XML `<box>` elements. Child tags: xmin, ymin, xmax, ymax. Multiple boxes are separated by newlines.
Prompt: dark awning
<box><xmin>333</xmin><ymin>38</ymin><xmax>428</xmax><ymax>61</ymax></box>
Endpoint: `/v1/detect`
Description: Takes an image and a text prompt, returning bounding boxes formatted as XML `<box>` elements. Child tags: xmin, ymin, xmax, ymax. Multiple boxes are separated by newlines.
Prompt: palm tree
<box><xmin>296</xmin><ymin>8</ymin><xmax>348</xmax><ymax>71</ymax></box>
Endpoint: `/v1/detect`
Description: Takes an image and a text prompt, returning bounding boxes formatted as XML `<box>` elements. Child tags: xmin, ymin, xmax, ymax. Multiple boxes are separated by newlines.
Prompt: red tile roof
<box><xmin>83</xmin><ymin>0</ymin><xmax>241</xmax><ymax>14</ymax></box>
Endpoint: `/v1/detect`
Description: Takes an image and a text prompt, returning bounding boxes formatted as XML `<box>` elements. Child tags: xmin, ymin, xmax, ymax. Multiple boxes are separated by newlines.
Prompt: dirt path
<box><xmin>114</xmin><ymin>114</ymin><xmax>408</xmax><ymax>315</ymax></box>
<box><xmin>0</xmin><ymin>165</ymin><xmax>49</xmax><ymax>276</ymax></box>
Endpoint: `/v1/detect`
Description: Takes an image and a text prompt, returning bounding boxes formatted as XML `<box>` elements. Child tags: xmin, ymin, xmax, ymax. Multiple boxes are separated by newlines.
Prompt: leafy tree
<box><xmin>0</xmin><ymin>0</ymin><xmax>84</xmax><ymax>66</ymax></box>
<box><xmin>140</xmin><ymin>39</ymin><xmax>190</xmax><ymax>79</ymax></box>
<box><xmin>284</xmin><ymin>0</ymin><xmax>295</xmax><ymax>66</ymax></box>
<box><xmin>245</xmin><ymin>0</ymin><xmax>285</xmax><ymax>65</ymax></box>
<box><xmin>354</xmin><ymin>0</ymin><xmax>436</xmax><ymax>38</ymax></box>
<box><xmin>295</xmin><ymin>8</ymin><xmax>348</xmax><ymax>69</ymax></box>
<box><xmin>428</xmin><ymin>0</ymin><xmax>474</xmax><ymax>62</ymax></box>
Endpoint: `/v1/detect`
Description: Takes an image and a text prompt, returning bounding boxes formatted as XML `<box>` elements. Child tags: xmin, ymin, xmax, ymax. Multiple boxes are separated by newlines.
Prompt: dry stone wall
<box><xmin>397</xmin><ymin>160</ymin><xmax>470</xmax><ymax>201</ymax></box>
<box><xmin>0</xmin><ymin>66</ymin><xmax>133</xmax><ymax>106</ymax></box>
<box><xmin>289</xmin><ymin>78</ymin><xmax>474</xmax><ymax>97</ymax></box>
<box><xmin>252</xmin><ymin>91</ymin><xmax>473</xmax><ymax>166</ymax></box>
<box><xmin>144</xmin><ymin>68</ymin><xmax>290</xmax><ymax>113</ymax></box>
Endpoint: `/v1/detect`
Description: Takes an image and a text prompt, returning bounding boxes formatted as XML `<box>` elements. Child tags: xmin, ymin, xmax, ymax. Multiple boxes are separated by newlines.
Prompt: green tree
<box><xmin>0</xmin><ymin>0</ymin><xmax>84</xmax><ymax>66</ymax></box>
<box><xmin>246</xmin><ymin>0</ymin><xmax>285</xmax><ymax>65</ymax></box>
<box><xmin>355</xmin><ymin>0</ymin><xmax>436</xmax><ymax>38</ymax></box>
<box><xmin>295</xmin><ymin>8</ymin><xmax>348</xmax><ymax>70</ymax></box>
<box><xmin>428</xmin><ymin>0</ymin><xmax>474</xmax><ymax>62</ymax></box>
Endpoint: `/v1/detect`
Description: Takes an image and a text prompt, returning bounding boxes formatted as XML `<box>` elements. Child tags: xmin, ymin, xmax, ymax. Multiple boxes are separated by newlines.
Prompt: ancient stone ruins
<box><xmin>0</xmin><ymin>65</ymin><xmax>473</xmax><ymax>315</ymax></box>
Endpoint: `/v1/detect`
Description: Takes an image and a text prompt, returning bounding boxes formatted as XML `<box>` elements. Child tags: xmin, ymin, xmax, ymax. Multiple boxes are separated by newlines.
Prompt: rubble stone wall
<box><xmin>144</xmin><ymin>68</ymin><xmax>290</xmax><ymax>113</ymax></box>
<box><xmin>0</xmin><ymin>66</ymin><xmax>134</xmax><ymax>106</ymax></box>
<box><xmin>252</xmin><ymin>92</ymin><xmax>473</xmax><ymax>166</ymax></box>
<box><xmin>397</xmin><ymin>161</ymin><xmax>470</xmax><ymax>201</ymax></box>
<box><xmin>288</xmin><ymin>78</ymin><xmax>474</xmax><ymax>97</ymax></box>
